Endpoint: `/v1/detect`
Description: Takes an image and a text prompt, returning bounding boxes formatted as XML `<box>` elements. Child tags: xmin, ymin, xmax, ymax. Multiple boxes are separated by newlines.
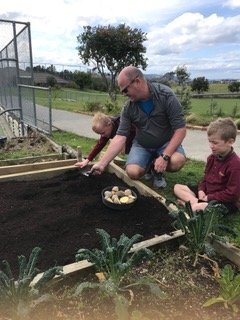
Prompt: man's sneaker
<box><xmin>144</xmin><ymin>172</ymin><xmax>153</xmax><ymax>181</ymax></box>
<box><xmin>143</xmin><ymin>165</ymin><xmax>154</xmax><ymax>181</ymax></box>
<box><xmin>152</xmin><ymin>172</ymin><xmax>167</xmax><ymax>189</ymax></box>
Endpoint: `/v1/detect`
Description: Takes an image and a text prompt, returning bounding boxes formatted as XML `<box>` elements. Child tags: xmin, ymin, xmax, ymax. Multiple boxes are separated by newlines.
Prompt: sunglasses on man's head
<box><xmin>121</xmin><ymin>77</ymin><xmax>137</xmax><ymax>94</ymax></box>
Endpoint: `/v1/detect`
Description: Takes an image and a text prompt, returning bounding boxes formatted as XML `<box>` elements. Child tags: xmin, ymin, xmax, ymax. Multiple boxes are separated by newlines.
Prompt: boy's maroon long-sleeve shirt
<box><xmin>198</xmin><ymin>151</ymin><xmax>240</xmax><ymax>208</ymax></box>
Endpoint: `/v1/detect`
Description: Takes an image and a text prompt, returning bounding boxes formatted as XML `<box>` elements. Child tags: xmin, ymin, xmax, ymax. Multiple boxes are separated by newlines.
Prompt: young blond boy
<box><xmin>174</xmin><ymin>118</ymin><xmax>240</xmax><ymax>213</ymax></box>
<box><xmin>75</xmin><ymin>112</ymin><xmax>136</xmax><ymax>168</ymax></box>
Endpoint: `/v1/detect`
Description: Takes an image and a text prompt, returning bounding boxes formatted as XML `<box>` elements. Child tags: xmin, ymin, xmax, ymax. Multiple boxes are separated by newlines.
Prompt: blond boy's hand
<box><xmin>75</xmin><ymin>158</ymin><xmax>90</xmax><ymax>168</ymax></box>
<box><xmin>198</xmin><ymin>190</ymin><xmax>206</xmax><ymax>201</ymax></box>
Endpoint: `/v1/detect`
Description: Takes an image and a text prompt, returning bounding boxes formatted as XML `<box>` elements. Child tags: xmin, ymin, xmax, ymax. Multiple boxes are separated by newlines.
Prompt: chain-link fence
<box><xmin>0</xmin><ymin>19</ymin><xmax>52</xmax><ymax>136</ymax></box>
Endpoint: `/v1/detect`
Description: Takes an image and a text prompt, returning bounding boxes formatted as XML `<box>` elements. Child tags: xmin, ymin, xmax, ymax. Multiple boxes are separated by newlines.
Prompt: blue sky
<box><xmin>1</xmin><ymin>0</ymin><xmax>240</xmax><ymax>80</ymax></box>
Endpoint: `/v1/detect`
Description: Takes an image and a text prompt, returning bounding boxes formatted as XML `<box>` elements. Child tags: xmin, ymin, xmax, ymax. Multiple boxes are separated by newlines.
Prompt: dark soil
<box><xmin>0</xmin><ymin>169</ymin><xmax>174</xmax><ymax>275</ymax></box>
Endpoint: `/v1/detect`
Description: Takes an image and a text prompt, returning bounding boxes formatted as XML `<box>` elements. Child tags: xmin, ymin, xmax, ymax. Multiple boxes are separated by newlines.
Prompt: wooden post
<box><xmin>77</xmin><ymin>146</ymin><xmax>82</xmax><ymax>162</ymax></box>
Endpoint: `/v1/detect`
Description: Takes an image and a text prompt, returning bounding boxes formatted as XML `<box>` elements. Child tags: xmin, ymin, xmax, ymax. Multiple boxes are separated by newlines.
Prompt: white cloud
<box><xmin>147</xmin><ymin>13</ymin><xmax>240</xmax><ymax>55</ymax></box>
<box><xmin>0</xmin><ymin>0</ymin><xmax>240</xmax><ymax>79</ymax></box>
<box><xmin>224</xmin><ymin>0</ymin><xmax>240</xmax><ymax>8</ymax></box>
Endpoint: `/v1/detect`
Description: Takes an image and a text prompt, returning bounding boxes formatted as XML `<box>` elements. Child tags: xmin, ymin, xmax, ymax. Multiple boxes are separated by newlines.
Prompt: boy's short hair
<box><xmin>92</xmin><ymin>112</ymin><xmax>111</xmax><ymax>132</ymax></box>
<box><xmin>207</xmin><ymin>117</ymin><xmax>237</xmax><ymax>141</ymax></box>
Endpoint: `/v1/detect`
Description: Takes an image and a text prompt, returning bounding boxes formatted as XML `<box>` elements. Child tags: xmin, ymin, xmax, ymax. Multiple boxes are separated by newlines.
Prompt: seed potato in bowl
<box><xmin>102</xmin><ymin>186</ymin><xmax>138</xmax><ymax>210</ymax></box>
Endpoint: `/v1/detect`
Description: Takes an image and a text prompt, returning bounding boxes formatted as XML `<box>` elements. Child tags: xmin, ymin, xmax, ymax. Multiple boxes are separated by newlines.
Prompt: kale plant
<box><xmin>76</xmin><ymin>228</ymin><xmax>153</xmax><ymax>285</ymax></box>
<box><xmin>0</xmin><ymin>247</ymin><xmax>63</xmax><ymax>319</ymax></box>
<box><xmin>172</xmin><ymin>202</ymin><xmax>227</xmax><ymax>266</ymax></box>
<box><xmin>75</xmin><ymin>228</ymin><xmax>165</xmax><ymax>320</ymax></box>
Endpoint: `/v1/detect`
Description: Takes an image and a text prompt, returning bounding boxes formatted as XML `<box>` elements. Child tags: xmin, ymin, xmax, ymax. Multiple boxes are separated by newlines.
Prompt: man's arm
<box><xmin>154</xmin><ymin>127</ymin><xmax>186</xmax><ymax>173</ymax></box>
<box><xmin>162</xmin><ymin>127</ymin><xmax>186</xmax><ymax>157</ymax></box>
<box><xmin>91</xmin><ymin>135</ymin><xmax>127</xmax><ymax>174</ymax></box>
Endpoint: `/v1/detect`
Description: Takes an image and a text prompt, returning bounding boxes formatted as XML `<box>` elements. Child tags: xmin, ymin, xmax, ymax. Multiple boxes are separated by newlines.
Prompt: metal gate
<box><xmin>0</xmin><ymin>19</ymin><xmax>52</xmax><ymax>136</ymax></box>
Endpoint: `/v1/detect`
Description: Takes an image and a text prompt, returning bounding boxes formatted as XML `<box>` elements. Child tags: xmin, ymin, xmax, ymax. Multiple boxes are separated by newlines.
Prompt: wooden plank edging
<box><xmin>31</xmin><ymin>230</ymin><xmax>185</xmax><ymax>286</ymax></box>
<box><xmin>31</xmin><ymin>260</ymin><xmax>94</xmax><ymax>287</ymax></box>
<box><xmin>0</xmin><ymin>159</ymin><xmax>76</xmax><ymax>176</ymax></box>
<box><xmin>0</xmin><ymin>154</ymin><xmax>64</xmax><ymax>167</ymax></box>
<box><xmin>0</xmin><ymin>162</ymin><xmax>77</xmax><ymax>181</ymax></box>
<box><xmin>210</xmin><ymin>238</ymin><xmax>240</xmax><ymax>268</ymax></box>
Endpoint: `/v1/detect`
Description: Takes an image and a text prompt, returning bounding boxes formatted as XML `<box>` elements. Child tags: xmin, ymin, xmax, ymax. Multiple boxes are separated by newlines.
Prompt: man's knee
<box><xmin>168</xmin><ymin>154</ymin><xmax>186</xmax><ymax>172</ymax></box>
<box><xmin>126</xmin><ymin>164</ymin><xmax>144</xmax><ymax>180</ymax></box>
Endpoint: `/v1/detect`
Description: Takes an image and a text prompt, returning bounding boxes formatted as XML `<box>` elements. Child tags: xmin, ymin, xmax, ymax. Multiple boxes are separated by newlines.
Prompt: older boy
<box><xmin>174</xmin><ymin>118</ymin><xmax>240</xmax><ymax>213</ymax></box>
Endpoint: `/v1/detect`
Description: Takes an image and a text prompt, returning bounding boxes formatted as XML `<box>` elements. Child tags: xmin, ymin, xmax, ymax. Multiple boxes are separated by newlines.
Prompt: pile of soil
<box><xmin>0</xmin><ymin>170</ymin><xmax>174</xmax><ymax>275</ymax></box>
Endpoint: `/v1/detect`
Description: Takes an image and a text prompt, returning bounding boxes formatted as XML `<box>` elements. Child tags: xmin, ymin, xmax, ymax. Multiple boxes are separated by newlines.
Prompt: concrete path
<box><xmin>42</xmin><ymin>106</ymin><xmax>240</xmax><ymax>162</ymax></box>
<box><xmin>184</xmin><ymin>127</ymin><xmax>240</xmax><ymax>161</ymax></box>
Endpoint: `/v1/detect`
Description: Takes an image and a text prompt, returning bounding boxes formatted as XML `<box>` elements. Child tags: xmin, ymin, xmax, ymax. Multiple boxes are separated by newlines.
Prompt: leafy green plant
<box><xmin>208</xmin><ymin>99</ymin><xmax>218</xmax><ymax>116</ymax></box>
<box><xmin>84</xmin><ymin>101</ymin><xmax>103</xmax><ymax>112</ymax></box>
<box><xmin>203</xmin><ymin>264</ymin><xmax>240</xmax><ymax>315</ymax></box>
<box><xmin>75</xmin><ymin>229</ymin><xmax>165</xmax><ymax>320</ymax></box>
<box><xmin>235</xmin><ymin>117</ymin><xmax>240</xmax><ymax>130</ymax></box>
<box><xmin>104</xmin><ymin>101</ymin><xmax>121</xmax><ymax>114</ymax></box>
<box><xmin>0</xmin><ymin>246</ymin><xmax>63</xmax><ymax>319</ymax></box>
<box><xmin>172</xmin><ymin>202</ymin><xmax>227</xmax><ymax>266</ymax></box>
<box><xmin>76</xmin><ymin>228</ymin><xmax>153</xmax><ymax>285</ymax></box>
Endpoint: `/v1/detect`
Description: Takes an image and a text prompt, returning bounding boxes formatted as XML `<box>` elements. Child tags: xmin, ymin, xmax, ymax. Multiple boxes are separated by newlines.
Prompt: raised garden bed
<box><xmin>0</xmin><ymin>164</ymin><xmax>176</xmax><ymax>277</ymax></box>
<box><xmin>0</xmin><ymin>161</ymin><xmax>239</xmax><ymax>320</ymax></box>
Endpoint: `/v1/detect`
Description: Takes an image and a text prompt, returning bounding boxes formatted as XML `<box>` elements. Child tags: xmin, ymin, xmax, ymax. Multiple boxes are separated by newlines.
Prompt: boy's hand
<box><xmin>198</xmin><ymin>190</ymin><xmax>207</xmax><ymax>201</ymax></box>
<box><xmin>75</xmin><ymin>159</ymin><xmax>89</xmax><ymax>168</ymax></box>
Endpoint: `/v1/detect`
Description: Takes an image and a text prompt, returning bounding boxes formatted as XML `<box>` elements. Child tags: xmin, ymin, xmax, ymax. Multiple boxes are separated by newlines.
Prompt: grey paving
<box><xmin>184</xmin><ymin>128</ymin><xmax>240</xmax><ymax>161</ymax></box>
<box><xmin>183</xmin><ymin>129</ymin><xmax>210</xmax><ymax>162</ymax></box>
<box><xmin>52</xmin><ymin>109</ymin><xmax>98</xmax><ymax>140</ymax></box>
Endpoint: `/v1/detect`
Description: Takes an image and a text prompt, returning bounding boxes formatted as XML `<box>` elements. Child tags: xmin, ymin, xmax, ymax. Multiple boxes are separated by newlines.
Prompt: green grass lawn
<box><xmin>35</xmin><ymin>83</ymin><xmax>240</xmax><ymax>121</ymax></box>
<box><xmin>52</xmin><ymin>130</ymin><xmax>97</xmax><ymax>153</ymax></box>
<box><xmin>190</xmin><ymin>98</ymin><xmax>240</xmax><ymax>119</ymax></box>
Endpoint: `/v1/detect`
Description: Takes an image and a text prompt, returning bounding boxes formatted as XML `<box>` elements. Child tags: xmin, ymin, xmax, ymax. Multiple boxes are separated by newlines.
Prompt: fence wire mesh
<box><xmin>0</xmin><ymin>19</ymin><xmax>52</xmax><ymax>135</ymax></box>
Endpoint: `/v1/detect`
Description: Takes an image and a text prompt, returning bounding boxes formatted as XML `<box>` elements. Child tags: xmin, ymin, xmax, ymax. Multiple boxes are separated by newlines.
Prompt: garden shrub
<box><xmin>234</xmin><ymin>118</ymin><xmax>240</xmax><ymax>130</ymax></box>
<box><xmin>186</xmin><ymin>113</ymin><xmax>210</xmax><ymax>126</ymax></box>
<box><xmin>84</xmin><ymin>101</ymin><xmax>104</xmax><ymax>112</ymax></box>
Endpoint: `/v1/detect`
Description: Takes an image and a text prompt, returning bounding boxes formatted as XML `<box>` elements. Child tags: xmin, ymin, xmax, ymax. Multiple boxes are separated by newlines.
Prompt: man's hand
<box><xmin>154</xmin><ymin>156</ymin><xmax>168</xmax><ymax>173</ymax></box>
<box><xmin>90</xmin><ymin>162</ymin><xmax>106</xmax><ymax>176</ymax></box>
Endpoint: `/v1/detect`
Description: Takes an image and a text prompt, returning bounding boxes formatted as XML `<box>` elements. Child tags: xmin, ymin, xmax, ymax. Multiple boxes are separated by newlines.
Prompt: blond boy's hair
<box><xmin>207</xmin><ymin>117</ymin><xmax>237</xmax><ymax>141</ymax></box>
<box><xmin>92</xmin><ymin>112</ymin><xmax>112</xmax><ymax>132</ymax></box>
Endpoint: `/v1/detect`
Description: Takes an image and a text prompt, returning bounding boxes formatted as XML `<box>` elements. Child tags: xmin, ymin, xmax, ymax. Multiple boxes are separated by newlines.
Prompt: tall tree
<box><xmin>76</xmin><ymin>24</ymin><xmax>148</xmax><ymax>100</ymax></box>
<box><xmin>191</xmin><ymin>77</ymin><xmax>209</xmax><ymax>94</ymax></box>
<box><xmin>175</xmin><ymin>65</ymin><xmax>190</xmax><ymax>85</ymax></box>
<box><xmin>73</xmin><ymin>71</ymin><xmax>92</xmax><ymax>89</ymax></box>
<box><xmin>228</xmin><ymin>81</ymin><xmax>240</xmax><ymax>92</ymax></box>
<box><xmin>175</xmin><ymin>65</ymin><xmax>191</xmax><ymax>115</ymax></box>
